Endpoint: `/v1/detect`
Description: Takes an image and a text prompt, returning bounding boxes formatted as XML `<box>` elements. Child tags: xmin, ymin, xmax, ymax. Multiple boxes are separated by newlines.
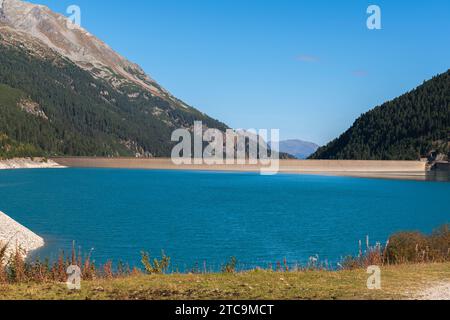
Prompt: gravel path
<box><xmin>413</xmin><ymin>282</ymin><xmax>450</xmax><ymax>300</ymax></box>
<box><xmin>0</xmin><ymin>211</ymin><xmax>44</xmax><ymax>261</ymax></box>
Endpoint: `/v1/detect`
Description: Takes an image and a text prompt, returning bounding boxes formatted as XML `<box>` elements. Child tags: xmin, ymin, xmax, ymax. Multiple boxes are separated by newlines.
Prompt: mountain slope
<box><xmin>311</xmin><ymin>71</ymin><xmax>450</xmax><ymax>160</ymax></box>
<box><xmin>0</xmin><ymin>0</ymin><xmax>227</xmax><ymax>158</ymax></box>
<box><xmin>0</xmin><ymin>0</ymin><xmax>176</xmax><ymax>102</ymax></box>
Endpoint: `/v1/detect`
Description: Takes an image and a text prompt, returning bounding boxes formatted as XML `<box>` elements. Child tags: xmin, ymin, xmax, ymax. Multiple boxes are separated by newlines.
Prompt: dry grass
<box><xmin>0</xmin><ymin>262</ymin><xmax>448</xmax><ymax>300</ymax></box>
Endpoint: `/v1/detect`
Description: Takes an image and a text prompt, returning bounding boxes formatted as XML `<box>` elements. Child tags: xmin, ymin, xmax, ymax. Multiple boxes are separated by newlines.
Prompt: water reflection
<box><xmin>426</xmin><ymin>170</ymin><xmax>450</xmax><ymax>182</ymax></box>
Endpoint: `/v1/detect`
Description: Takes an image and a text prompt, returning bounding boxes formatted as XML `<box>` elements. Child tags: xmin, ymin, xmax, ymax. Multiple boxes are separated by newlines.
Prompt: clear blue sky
<box><xmin>30</xmin><ymin>0</ymin><xmax>450</xmax><ymax>145</ymax></box>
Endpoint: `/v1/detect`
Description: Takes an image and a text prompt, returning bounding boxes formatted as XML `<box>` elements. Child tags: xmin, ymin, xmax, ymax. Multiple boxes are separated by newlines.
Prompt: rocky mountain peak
<box><xmin>0</xmin><ymin>0</ymin><xmax>180</xmax><ymax>104</ymax></box>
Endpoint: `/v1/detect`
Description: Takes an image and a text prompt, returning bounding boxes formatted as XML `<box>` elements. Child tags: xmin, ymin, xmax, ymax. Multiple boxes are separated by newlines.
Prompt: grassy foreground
<box><xmin>1</xmin><ymin>263</ymin><xmax>448</xmax><ymax>300</ymax></box>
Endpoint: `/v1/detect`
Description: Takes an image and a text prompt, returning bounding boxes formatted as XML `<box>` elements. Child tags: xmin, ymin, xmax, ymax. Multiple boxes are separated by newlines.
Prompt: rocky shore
<box><xmin>0</xmin><ymin>211</ymin><xmax>44</xmax><ymax>261</ymax></box>
<box><xmin>0</xmin><ymin>157</ymin><xmax>64</xmax><ymax>170</ymax></box>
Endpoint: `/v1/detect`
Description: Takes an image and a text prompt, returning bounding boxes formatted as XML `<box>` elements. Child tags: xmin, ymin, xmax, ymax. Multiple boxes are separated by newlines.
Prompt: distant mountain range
<box><xmin>311</xmin><ymin>71</ymin><xmax>450</xmax><ymax>160</ymax></box>
<box><xmin>0</xmin><ymin>0</ymin><xmax>226</xmax><ymax>158</ymax></box>
<box><xmin>270</xmin><ymin>140</ymin><xmax>320</xmax><ymax>159</ymax></box>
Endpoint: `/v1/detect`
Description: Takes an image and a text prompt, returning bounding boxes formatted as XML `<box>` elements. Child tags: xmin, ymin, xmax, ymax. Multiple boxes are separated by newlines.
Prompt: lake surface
<box><xmin>0</xmin><ymin>168</ymin><xmax>449</xmax><ymax>271</ymax></box>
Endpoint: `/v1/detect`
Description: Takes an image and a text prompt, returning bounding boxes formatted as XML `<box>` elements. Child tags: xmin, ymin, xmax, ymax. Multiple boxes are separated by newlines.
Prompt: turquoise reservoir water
<box><xmin>0</xmin><ymin>168</ymin><xmax>449</xmax><ymax>271</ymax></box>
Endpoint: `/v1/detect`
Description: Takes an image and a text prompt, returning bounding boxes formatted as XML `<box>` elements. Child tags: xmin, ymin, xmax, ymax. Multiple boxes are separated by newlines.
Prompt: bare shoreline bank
<box><xmin>52</xmin><ymin>157</ymin><xmax>429</xmax><ymax>180</ymax></box>
<box><xmin>0</xmin><ymin>211</ymin><xmax>44</xmax><ymax>261</ymax></box>
<box><xmin>0</xmin><ymin>158</ymin><xmax>65</xmax><ymax>170</ymax></box>
<box><xmin>0</xmin><ymin>157</ymin><xmax>432</xmax><ymax>180</ymax></box>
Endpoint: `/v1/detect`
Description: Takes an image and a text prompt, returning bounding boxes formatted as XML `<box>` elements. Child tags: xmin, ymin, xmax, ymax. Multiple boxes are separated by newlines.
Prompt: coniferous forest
<box><xmin>311</xmin><ymin>71</ymin><xmax>450</xmax><ymax>160</ymax></box>
<box><xmin>0</xmin><ymin>41</ymin><xmax>227</xmax><ymax>159</ymax></box>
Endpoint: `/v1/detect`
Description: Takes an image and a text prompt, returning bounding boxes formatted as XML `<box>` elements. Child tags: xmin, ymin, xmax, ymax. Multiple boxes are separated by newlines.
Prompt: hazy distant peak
<box><xmin>270</xmin><ymin>139</ymin><xmax>320</xmax><ymax>159</ymax></box>
<box><xmin>281</xmin><ymin>139</ymin><xmax>320</xmax><ymax>150</ymax></box>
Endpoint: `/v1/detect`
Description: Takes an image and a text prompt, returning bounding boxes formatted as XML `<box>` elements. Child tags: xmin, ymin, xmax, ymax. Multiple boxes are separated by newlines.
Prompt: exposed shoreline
<box><xmin>0</xmin><ymin>157</ymin><xmax>65</xmax><ymax>170</ymax></box>
<box><xmin>52</xmin><ymin>157</ymin><xmax>429</xmax><ymax>181</ymax></box>
<box><xmin>0</xmin><ymin>211</ymin><xmax>44</xmax><ymax>261</ymax></box>
<box><xmin>0</xmin><ymin>157</ymin><xmax>434</xmax><ymax>180</ymax></box>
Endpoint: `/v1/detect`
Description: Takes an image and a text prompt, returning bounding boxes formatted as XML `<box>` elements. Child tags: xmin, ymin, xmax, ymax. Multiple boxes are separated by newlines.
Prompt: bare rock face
<box><xmin>17</xmin><ymin>98</ymin><xmax>48</xmax><ymax>119</ymax></box>
<box><xmin>0</xmin><ymin>0</ymin><xmax>184</xmax><ymax>105</ymax></box>
<box><xmin>0</xmin><ymin>0</ymin><xmax>5</xmax><ymax>18</ymax></box>
<box><xmin>0</xmin><ymin>210</ymin><xmax>44</xmax><ymax>262</ymax></box>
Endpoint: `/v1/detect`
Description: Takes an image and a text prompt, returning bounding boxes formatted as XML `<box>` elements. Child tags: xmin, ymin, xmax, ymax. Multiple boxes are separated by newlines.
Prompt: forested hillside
<box><xmin>311</xmin><ymin>71</ymin><xmax>450</xmax><ymax>160</ymax></box>
<box><xmin>0</xmin><ymin>40</ymin><xmax>227</xmax><ymax>159</ymax></box>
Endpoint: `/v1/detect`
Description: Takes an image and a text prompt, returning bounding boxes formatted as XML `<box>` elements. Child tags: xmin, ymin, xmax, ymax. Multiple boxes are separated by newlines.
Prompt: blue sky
<box><xmin>30</xmin><ymin>0</ymin><xmax>450</xmax><ymax>145</ymax></box>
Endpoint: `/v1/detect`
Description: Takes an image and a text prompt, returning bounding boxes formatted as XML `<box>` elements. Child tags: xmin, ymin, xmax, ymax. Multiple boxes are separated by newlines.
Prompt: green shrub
<box><xmin>141</xmin><ymin>251</ymin><xmax>170</xmax><ymax>274</ymax></box>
